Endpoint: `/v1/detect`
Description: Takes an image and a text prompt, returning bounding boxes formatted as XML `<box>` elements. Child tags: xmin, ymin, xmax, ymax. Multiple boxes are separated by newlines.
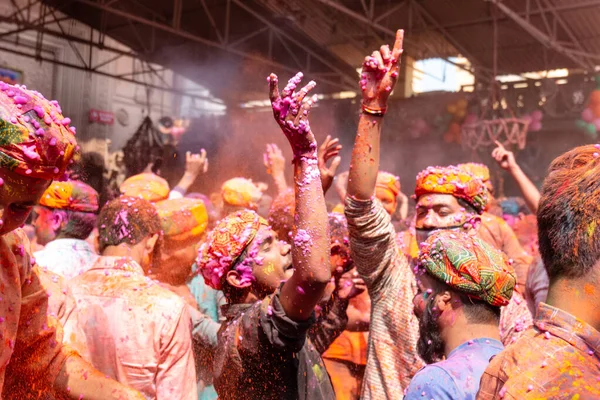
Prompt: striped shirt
<box><xmin>345</xmin><ymin>196</ymin><xmax>424</xmax><ymax>399</ymax></box>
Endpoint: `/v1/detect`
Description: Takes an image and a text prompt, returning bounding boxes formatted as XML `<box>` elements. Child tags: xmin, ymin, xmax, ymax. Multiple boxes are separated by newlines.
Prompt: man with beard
<box><xmin>412</xmin><ymin>165</ymin><xmax>532</xmax><ymax>346</ymax></box>
<box><xmin>405</xmin><ymin>229</ymin><xmax>516</xmax><ymax>400</ymax></box>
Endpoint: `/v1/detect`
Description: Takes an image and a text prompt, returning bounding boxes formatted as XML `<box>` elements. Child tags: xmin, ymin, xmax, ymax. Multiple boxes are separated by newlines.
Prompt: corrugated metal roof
<box><xmin>39</xmin><ymin>0</ymin><xmax>600</xmax><ymax>95</ymax></box>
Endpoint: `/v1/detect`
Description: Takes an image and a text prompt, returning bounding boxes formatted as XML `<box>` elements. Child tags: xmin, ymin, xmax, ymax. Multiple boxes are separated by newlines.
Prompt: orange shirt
<box><xmin>0</xmin><ymin>229</ymin><xmax>72</xmax><ymax>395</ymax></box>
<box><xmin>478</xmin><ymin>303</ymin><xmax>600</xmax><ymax>399</ymax></box>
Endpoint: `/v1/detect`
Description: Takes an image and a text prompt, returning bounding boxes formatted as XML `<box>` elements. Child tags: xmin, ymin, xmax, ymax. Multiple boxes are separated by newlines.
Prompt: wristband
<box><xmin>361</xmin><ymin>103</ymin><xmax>386</xmax><ymax>117</ymax></box>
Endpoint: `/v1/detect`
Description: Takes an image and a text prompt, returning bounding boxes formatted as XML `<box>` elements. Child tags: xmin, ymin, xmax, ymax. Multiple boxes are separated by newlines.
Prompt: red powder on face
<box><xmin>584</xmin><ymin>283</ymin><xmax>595</xmax><ymax>296</ymax></box>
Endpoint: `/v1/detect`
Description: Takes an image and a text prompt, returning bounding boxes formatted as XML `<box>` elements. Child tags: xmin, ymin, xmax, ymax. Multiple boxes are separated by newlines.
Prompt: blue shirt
<box><xmin>187</xmin><ymin>265</ymin><xmax>226</xmax><ymax>400</ymax></box>
<box><xmin>404</xmin><ymin>338</ymin><xmax>503</xmax><ymax>400</ymax></box>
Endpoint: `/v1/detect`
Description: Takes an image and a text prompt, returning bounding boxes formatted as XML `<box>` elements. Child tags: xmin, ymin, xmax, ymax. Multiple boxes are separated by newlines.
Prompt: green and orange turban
<box><xmin>39</xmin><ymin>180</ymin><xmax>99</xmax><ymax>213</ymax></box>
<box><xmin>154</xmin><ymin>198</ymin><xmax>208</xmax><ymax>251</ymax></box>
<box><xmin>414</xmin><ymin>165</ymin><xmax>488</xmax><ymax>213</ymax></box>
<box><xmin>0</xmin><ymin>83</ymin><xmax>76</xmax><ymax>180</ymax></box>
<box><xmin>120</xmin><ymin>173</ymin><xmax>170</xmax><ymax>202</ymax></box>
<box><xmin>418</xmin><ymin>229</ymin><xmax>516</xmax><ymax>307</ymax></box>
<box><xmin>197</xmin><ymin>210</ymin><xmax>268</xmax><ymax>290</ymax></box>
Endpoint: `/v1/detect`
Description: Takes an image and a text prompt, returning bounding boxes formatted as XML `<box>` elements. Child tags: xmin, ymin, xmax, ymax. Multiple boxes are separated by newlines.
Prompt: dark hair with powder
<box><xmin>537</xmin><ymin>145</ymin><xmax>600</xmax><ymax>281</ymax></box>
<box><xmin>97</xmin><ymin>196</ymin><xmax>163</xmax><ymax>255</ymax></box>
<box><xmin>59</xmin><ymin>210</ymin><xmax>97</xmax><ymax>240</ymax></box>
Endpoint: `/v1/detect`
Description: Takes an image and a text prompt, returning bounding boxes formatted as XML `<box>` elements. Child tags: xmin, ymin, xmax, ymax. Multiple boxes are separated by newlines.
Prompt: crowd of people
<box><xmin>0</xmin><ymin>28</ymin><xmax>598</xmax><ymax>399</ymax></box>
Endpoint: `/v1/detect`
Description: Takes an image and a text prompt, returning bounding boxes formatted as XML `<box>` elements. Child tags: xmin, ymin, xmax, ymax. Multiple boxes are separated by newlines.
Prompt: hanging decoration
<box><xmin>460</xmin><ymin>11</ymin><xmax>529</xmax><ymax>152</ymax></box>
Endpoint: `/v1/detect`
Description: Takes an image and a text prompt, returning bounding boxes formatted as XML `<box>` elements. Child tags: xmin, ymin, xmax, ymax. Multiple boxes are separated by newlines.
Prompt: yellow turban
<box><xmin>457</xmin><ymin>163</ymin><xmax>490</xmax><ymax>183</ymax></box>
<box><xmin>221</xmin><ymin>177</ymin><xmax>263</xmax><ymax>210</ymax></box>
<box><xmin>376</xmin><ymin>171</ymin><xmax>401</xmax><ymax>198</ymax></box>
<box><xmin>120</xmin><ymin>173</ymin><xmax>170</xmax><ymax>202</ymax></box>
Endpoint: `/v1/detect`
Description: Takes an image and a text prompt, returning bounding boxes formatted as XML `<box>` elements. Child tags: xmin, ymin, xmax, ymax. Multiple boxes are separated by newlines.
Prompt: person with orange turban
<box><xmin>33</xmin><ymin>180</ymin><xmax>99</xmax><ymax>279</ymax></box>
<box><xmin>151</xmin><ymin>197</ymin><xmax>208</xmax><ymax>305</ymax></box>
<box><xmin>456</xmin><ymin>162</ymin><xmax>534</xmax><ymax>293</ymax></box>
<box><xmin>0</xmin><ymin>82</ymin><xmax>143</xmax><ymax>399</ymax></box>
<box><xmin>404</xmin><ymin>165</ymin><xmax>533</xmax><ymax>346</ymax></box>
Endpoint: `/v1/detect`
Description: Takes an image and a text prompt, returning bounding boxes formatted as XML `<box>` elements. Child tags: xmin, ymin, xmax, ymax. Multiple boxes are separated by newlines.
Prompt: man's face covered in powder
<box><xmin>0</xmin><ymin>168</ymin><xmax>50</xmax><ymax>236</ymax></box>
<box><xmin>32</xmin><ymin>206</ymin><xmax>60</xmax><ymax>246</ymax></box>
<box><xmin>246</xmin><ymin>225</ymin><xmax>293</xmax><ymax>295</ymax></box>
<box><xmin>415</xmin><ymin>193</ymin><xmax>475</xmax><ymax>245</ymax></box>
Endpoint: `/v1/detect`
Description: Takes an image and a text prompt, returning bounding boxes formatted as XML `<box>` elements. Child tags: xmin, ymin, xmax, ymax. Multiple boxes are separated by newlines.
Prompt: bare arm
<box><xmin>318</xmin><ymin>135</ymin><xmax>342</xmax><ymax>194</ymax></box>
<box><xmin>347</xmin><ymin>30</ymin><xmax>404</xmax><ymax>200</ymax></box>
<box><xmin>269</xmin><ymin>72</ymin><xmax>331</xmax><ymax>321</ymax></box>
<box><xmin>172</xmin><ymin>150</ymin><xmax>208</xmax><ymax>196</ymax></box>
<box><xmin>263</xmin><ymin>143</ymin><xmax>289</xmax><ymax>195</ymax></box>
<box><xmin>492</xmin><ymin>141</ymin><xmax>540</xmax><ymax>214</ymax></box>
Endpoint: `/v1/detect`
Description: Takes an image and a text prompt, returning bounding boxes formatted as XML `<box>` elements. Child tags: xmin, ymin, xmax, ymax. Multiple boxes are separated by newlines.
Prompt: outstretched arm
<box><xmin>263</xmin><ymin>143</ymin><xmax>289</xmax><ymax>195</ymax></box>
<box><xmin>347</xmin><ymin>30</ymin><xmax>404</xmax><ymax>200</ymax></box>
<box><xmin>269</xmin><ymin>72</ymin><xmax>331</xmax><ymax>321</ymax></box>
<box><xmin>172</xmin><ymin>150</ymin><xmax>209</xmax><ymax>197</ymax></box>
<box><xmin>492</xmin><ymin>141</ymin><xmax>540</xmax><ymax>214</ymax></box>
<box><xmin>318</xmin><ymin>135</ymin><xmax>342</xmax><ymax>194</ymax></box>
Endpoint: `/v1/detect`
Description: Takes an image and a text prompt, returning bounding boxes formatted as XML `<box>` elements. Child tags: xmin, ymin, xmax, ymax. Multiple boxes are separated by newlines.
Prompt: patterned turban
<box><xmin>221</xmin><ymin>177</ymin><xmax>263</xmax><ymax>210</ymax></box>
<box><xmin>414</xmin><ymin>165</ymin><xmax>488</xmax><ymax>213</ymax></box>
<box><xmin>376</xmin><ymin>171</ymin><xmax>401</xmax><ymax>198</ymax></box>
<box><xmin>120</xmin><ymin>173</ymin><xmax>170</xmax><ymax>202</ymax></box>
<box><xmin>39</xmin><ymin>180</ymin><xmax>99</xmax><ymax>213</ymax></box>
<box><xmin>457</xmin><ymin>163</ymin><xmax>490</xmax><ymax>183</ymax></box>
<box><xmin>154</xmin><ymin>198</ymin><xmax>208</xmax><ymax>251</ymax></box>
<box><xmin>418</xmin><ymin>229</ymin><xmax>516</xmax><ymax>307</ymax></box>
<box><xmin>197</xmin><ymin>210</ymin><xmax>268</xmax><ymax>290</ymax></box>
<box><xmin>0</xmin><ymin>82</ymin><xmax>76</xmax><ymax>180</ymax></box>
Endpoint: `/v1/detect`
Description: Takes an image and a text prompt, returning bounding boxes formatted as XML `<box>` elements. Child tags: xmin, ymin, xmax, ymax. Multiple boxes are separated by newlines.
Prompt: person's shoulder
<box><xmin>145</xmin><ymin>281</ymin><xmax>188</xmax><ymax>310</ymax></box>
<box><xmin>405</xmin><ymin>364</ymin><xmax>460</xmax><ymax>400</ymax></box>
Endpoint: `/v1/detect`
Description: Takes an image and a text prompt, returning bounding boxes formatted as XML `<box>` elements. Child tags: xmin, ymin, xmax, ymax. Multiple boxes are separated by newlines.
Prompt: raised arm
<box><xmin>317</xmin><ymin>135</ymin><xmax>342</xmax><ymax>194</ymax></box>
<box><xmin>269</xmin><ymin>72</ymin><xmax>331</xmax><ymax>321</ymax></box>
<box><xmin>263</xmin><ymin>143</ymin><xmax>289</xmax><ymax>195</ymax></box>
<box><xmin>492</xmin><ymin>141</ymin><xmax>540</xmax><ymax>214</ymax></box>
<box><xmin>172</xmin><ymin>150</ymin><xmax>209</xmax><ymax>197</ymax></box>
<box><xmin>347</xmin><ymin>29</ymin><xmax>404</xmax><ymax>200</ymax></box>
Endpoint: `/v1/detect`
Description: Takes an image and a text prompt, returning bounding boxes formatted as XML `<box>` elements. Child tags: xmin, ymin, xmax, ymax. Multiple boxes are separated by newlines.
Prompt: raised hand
<box><xmin>318</xmin><ymin>135</ymin><xmax>342</xmax><ymax>193</ymax></box>
<box><xmin>185</xmin><ymin>149</ymin><xmax>209</xmax><ymax>177</ymax></box>
<box><xmin>492</xmin><ymin>141</ymin><xmax>517</xmax><ymax>171</ymax></box>
<box><xmin>335</xmin><ymin>269</ymin><xmax>367</xmax><ymax>301</ymax></box>
<box><xmin>360</xmin><ymin>29</ymin><xmax>404</xmax><ymax>112</ymax></box>
<box><xmin>263</xmin><ymin>143</ymin><xmax>286</xmax><ymax>176</ymax></box>
<box><xmin>269</xmin><ymin>72</ymin><xmax>318</xmax><ymax>158</ymax></box>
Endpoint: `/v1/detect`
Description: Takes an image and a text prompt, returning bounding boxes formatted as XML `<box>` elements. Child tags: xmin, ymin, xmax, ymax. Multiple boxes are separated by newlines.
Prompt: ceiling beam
<box><xmin>69</xmin><ymin>0</ymin><xmax>353</xmax><ymax>91</ymax></box>
<box><xmin>431</xmin><ymin>0</ymin><xmax>600</xmax><ymax>31</ymax></box>
<box><xmin>313</xmin><ymin>0</ymin><xmax>485</xmax><ymax>78</ymax></box>
<box><xmin>230</xmin><ymin>0</ymin><xmax>358</xmax><ymax>87</ymax></box>
<box><xmin>489</xmin><ymin>0</ymin><xmax>594</xmax><ymax>71</ymax></box>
